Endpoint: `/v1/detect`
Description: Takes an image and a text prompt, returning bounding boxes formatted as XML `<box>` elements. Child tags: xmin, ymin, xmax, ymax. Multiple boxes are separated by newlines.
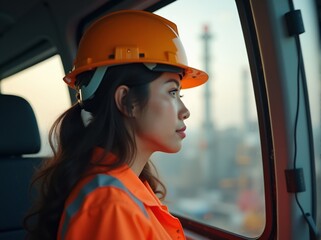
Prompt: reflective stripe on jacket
<box><xmin>57</xmin><ymin>148</ymin><xmax>186</xmax><ymax>240</ymax></box>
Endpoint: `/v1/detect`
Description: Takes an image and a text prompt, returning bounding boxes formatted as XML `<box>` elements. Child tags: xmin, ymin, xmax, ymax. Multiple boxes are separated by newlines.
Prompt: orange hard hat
<box><xmin>63</xmin><ymin>10</ymin><xmax>208</xmax><ymax>89</ymax></box>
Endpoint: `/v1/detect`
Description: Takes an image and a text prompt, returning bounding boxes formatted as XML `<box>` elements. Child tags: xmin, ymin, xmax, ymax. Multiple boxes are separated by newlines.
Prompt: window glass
<box><xmin>154</xmin><ymin>0</ymin><xmax>265</xmax><ymax>237</ymax></box>
<box><xmin>293</xmin><ymin>0</ymin><xmax>321</xmax><ymax>232</ymax></box>
<box><xmin>1</xmin><ymin>55</ymin><xmax>71</xmax><ymax>156</ymax></box>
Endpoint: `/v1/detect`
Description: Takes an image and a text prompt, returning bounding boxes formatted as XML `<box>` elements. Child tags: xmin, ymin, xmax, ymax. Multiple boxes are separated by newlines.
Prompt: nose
<box><xmin>183</xmin><ymin>109</ymin><xmax>190</xmax><ymax>119</ymax></box>
<box><xmin>179</xmin><ymin>101</ymin><xmax>190</xmax><ymax>120</ymax></box>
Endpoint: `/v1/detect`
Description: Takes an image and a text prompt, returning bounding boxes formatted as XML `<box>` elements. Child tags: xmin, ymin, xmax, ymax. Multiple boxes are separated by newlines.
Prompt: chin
<box><xmin>162</xmin><ymin>144</ymin><xmax>182</xmax><ymax>153</ymax></box>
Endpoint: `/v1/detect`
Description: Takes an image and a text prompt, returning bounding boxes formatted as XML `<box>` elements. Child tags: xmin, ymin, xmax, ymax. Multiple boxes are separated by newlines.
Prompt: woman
<box><xmin>25</xmin><ymin>10</ymin><xmax>208</xmax><ymax>239</ymax></box>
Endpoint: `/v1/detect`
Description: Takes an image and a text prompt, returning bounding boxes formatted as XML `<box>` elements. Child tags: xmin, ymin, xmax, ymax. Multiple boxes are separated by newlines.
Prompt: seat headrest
<box><xmin>0</xmin><ymin>94</ymin><xmax>41</xmax><ymax>156</ymax></box>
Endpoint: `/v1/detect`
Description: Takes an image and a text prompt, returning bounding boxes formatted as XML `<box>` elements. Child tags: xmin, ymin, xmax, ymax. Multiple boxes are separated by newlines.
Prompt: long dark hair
<box><xmin>24</xmin><ymin>63</ymin><xmax>167</xmax><ymax>239</ymax></box>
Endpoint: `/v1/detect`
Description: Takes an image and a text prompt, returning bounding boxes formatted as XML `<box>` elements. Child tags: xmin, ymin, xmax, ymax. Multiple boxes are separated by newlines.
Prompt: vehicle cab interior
<box><xmin>0</xmin><ymin>0</ymin><xmax>320</xmax><ymax>239</ymax></box>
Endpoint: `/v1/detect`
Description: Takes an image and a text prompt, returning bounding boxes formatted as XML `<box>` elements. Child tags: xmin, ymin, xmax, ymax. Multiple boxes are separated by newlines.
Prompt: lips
<box><xmin>176</xmin><ymin>126</ymin><xmax>186</xmax><ymax>139</ymax></box>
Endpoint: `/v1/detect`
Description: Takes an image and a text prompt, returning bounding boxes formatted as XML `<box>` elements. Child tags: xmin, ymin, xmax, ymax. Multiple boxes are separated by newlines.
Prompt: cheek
<box><xmin>152</xmin><ymin>100</ymin><xmax>177</xmax><ymax>122</ymax></box>
<box><xmin>141</xmin><ymin>100</ymin><xmax>177</xmax><ymax>131</ymax></box>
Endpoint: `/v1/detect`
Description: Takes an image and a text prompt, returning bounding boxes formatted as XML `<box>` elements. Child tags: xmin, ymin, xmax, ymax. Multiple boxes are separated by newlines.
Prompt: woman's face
<box><xmin>133</xmin><ymin>72</ymin><xmax>190</xmax><ymax>154</ymax></box>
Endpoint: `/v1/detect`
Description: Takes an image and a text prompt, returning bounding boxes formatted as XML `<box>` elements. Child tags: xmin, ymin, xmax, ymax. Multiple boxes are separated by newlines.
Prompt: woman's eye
<box><xmin>169</xmin><ymin>90</ymin><xmax>177</xmax><ymax>97</ymax></box>
<box><xmin>169</xmin><ymin>89</ymin><xmax>184</xmax><ymax>98</ymax></box>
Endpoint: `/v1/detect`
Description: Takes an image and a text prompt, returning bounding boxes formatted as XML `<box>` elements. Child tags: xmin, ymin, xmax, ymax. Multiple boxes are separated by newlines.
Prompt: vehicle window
<box><xmin>1</xmin><ymin>55</ymin><xmax>71</xmax><ymax>156</ymax></box>
<box><xmin>294</xmin><ymin>0</ymin><xmax>321</xmax><ymax>232</ymax></box>
<box><xmin>154</xmin><ymin>0</ymin><xmax>265</xmax><ymax>237</ymax></box>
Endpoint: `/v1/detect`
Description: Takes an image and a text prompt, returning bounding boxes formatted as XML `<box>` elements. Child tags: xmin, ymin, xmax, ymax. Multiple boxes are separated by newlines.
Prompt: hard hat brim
<box><xmin>64</xmin><ymin>63</ymin><xmax>208</xmax><ymax>89</ymax></box>
<box><xmin>181</xmin><ymin>66</ymin><xmax>208</xmax><ymax>89</ymax></box>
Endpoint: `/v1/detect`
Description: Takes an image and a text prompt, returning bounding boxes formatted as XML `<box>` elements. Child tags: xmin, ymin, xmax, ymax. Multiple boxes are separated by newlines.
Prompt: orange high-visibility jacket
<box><xmin>57</xmin><ymin>148</ymin><xmax>186</xmax><ymax>240</ymax></box>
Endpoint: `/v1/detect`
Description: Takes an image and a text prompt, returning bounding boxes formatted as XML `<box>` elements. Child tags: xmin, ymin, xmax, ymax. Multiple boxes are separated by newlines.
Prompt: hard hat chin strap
<box><xmin>78</xmin><ymin>66</ymin><xmax>109</xmax><ymax>104</ymax></box>
<box><xmin>78</xmin><ymin>66</ymin><xmax>108</xmax><ymax>127</ymax></box>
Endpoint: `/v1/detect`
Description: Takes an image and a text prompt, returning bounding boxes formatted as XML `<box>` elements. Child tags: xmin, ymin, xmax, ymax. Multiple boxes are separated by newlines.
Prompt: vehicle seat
<box><xmin>0</xmin><ymin>94</ymin><xmax>42</xmax><ymax>240</ymax></box>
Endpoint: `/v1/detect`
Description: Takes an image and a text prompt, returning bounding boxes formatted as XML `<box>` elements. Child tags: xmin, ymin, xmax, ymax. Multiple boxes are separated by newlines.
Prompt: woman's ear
<box><xmin>115</xmin><ymin>85</ymin><xmax>133</xmax><ymax>117</ymax></box>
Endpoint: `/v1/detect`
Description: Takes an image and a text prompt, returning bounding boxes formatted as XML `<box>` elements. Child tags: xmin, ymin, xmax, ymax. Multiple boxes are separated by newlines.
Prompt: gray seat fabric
<box><xmin>0</xmin><ymin>94</ymin><xmax>42</xmax><ymax>240</ymax></box>
<box><xmin>0</xmin><ymin>94</ymin><xmax>40</xmax><ymax>156</ymax></box>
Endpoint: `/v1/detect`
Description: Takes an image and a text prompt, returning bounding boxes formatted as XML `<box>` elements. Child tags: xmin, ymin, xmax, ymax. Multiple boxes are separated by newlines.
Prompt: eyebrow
<box><xmin>165</xmin><ymin>79</ymin><xmax>181</xmax><ymax>89</ymax></box>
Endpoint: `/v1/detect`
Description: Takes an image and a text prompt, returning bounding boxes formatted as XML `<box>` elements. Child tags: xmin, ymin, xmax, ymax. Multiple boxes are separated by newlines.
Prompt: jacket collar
<box><xmin>90</xmin><ymin>147</ymin><xmax>164</xmax><ymax>207</ymax></box>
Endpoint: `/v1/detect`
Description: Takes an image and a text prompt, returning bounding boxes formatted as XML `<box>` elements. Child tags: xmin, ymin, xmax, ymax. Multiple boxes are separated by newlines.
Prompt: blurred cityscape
<box><xmin>153</xmin><ymin>106</ymin><xmax>265</xmax><ymax>238</ymax></box>
<box><xmin>153</xmin><ymin>26</ymin><xmax>266</xmax><ymax>238</ymax></box>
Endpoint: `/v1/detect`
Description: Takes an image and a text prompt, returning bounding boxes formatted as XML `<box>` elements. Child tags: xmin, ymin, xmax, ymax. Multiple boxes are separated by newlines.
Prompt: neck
<box><xmin>130</xmin><ymin>150</ymin><xmax>151</xmax><ymax>176</ymax></box>
<box><xmin>130</xmin><ymin>134</ymin><xmax>155</xmax><ymax>176</ymax></box>
<box><xmin>130</xmin><ymin>154</ymin><xmax>150</xmax><ymax>176</ymax></box>
<box><xmin>127</xmin><ymin>122</ymin><xmax>154</xmax><ymax>176</ymax></box>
